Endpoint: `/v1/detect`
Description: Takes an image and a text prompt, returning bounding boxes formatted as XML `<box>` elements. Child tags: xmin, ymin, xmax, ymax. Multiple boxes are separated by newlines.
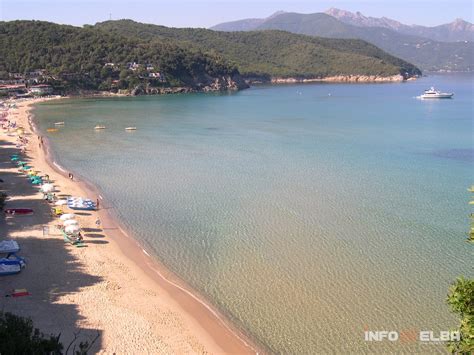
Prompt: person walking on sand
<box><xmin>96</xmin><ymin>198</ymin><xmax>100</xmax><ymax>210</ymax></box>
<box><xmin>95</xmin><ymin>217</ymin><xmax>101</xmax><ymax>229</ymax></box>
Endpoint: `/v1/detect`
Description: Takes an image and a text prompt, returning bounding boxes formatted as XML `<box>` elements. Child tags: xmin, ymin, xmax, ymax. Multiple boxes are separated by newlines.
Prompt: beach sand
<box><xmin>0</xmin><ymin>98</ymin><xmax>258</xmax><ymax>354</ymax></box>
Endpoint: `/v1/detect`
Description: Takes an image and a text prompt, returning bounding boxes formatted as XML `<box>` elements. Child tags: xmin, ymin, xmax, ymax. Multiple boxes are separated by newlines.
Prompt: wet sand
<box><xmin>0</xmin><ymin>98</ymin><xmax>258</xmax><ymax>354</ymax></box>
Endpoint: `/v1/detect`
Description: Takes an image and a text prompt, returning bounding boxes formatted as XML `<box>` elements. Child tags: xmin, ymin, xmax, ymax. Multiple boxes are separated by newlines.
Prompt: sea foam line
<box><xmin>53</xmin><ymin>161</ymin><xmax>66</xmax><ymax>173</ymax></box>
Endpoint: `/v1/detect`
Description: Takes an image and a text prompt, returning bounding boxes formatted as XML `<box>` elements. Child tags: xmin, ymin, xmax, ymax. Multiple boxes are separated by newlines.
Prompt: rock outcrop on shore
<box><xmin>269</xmin><ymin>74</ymin><xmax>406</xmax><ymax>84</ymax></box>
<box><xmin>128</xmin><ymin>74</ymin><xmax>248</xmax><ymax>96</ymax></box>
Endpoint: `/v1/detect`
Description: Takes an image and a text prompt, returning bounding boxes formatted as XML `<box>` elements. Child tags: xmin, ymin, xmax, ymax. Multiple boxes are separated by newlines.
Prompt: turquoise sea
<box><xmin>35</xmin><ymin>74</ymin><xmax>473</xmax><ymax>353</ymax></box>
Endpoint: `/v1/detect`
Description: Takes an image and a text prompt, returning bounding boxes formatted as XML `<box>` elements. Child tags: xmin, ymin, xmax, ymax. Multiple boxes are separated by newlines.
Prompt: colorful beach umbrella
<box><xmin>63</xmin><ymin>219</ymin><xmax>79</xmax><ymax>226</ymax></box>
<box><xmin>40</xmin><ymin>184</ymin><xmax>55</xmax><ymax>193</ymax></box>
<box><xmin>64</xmin><ymin>225</ymin><xmax>80</xmax><ymax>234</ymax></box>
<box><xmin>60</xmin><ymin>213</ymin><xmax>76</xmax><ymax>221</ymax></box>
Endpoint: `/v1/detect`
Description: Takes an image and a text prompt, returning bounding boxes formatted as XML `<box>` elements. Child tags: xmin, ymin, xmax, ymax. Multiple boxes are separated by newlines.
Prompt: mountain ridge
<box><xmin>324</xmin><ymin>8</ymin><xmax>474</xmax><ymax>42</ymax></box>
<box><xmin>211</xmin><ymin>11</ymin><xmax>473</xmax><ymax>72</ymax></box>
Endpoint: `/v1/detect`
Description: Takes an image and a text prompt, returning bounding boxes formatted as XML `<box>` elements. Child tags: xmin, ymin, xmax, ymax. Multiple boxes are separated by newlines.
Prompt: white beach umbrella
<box><xmin>55</xmin><ymin>200</ymin><xmax>68</xmax><ymax>206</ymax></box>
<box><xmin>64</xmin><ymin>225</ymin><xmax>80</xmax><ymax>234</ymax></box>
<box><xmin>40</xmin><ymin>183</ymin><xmax>55</xmax><ymax>193</ymax></box>
<box><xmin>63</xmin><ymin>219</ymin><xmax>79</xmax><ymax>226</ymax></box>
<box><xmin>60</xmin><ymin>213</ymin><xmax>76</xmax><ymax>221</ymax></box>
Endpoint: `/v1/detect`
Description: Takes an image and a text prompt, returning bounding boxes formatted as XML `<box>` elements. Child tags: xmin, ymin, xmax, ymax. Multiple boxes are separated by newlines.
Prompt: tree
<box><xmin>446</xmin><ymin>276</ymin><xmax>474</xmax><ymax>353</ymax></box>
<box><xmin>0</xmin><ymin>311</ymin><xmax>63</xmax><ymax>354</ymax></box>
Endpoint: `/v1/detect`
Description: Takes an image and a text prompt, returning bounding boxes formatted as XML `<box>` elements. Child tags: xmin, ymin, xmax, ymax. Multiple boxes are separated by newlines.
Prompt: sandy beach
<box><xmin>0</xmin><ymin>98</ymin><xmax>258</xmax><ymax>354</ymax></box>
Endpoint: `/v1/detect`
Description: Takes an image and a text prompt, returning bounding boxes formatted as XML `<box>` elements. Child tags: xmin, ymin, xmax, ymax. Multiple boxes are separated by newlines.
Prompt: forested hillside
<box><xmin>0</xmin><ymin>21</ymin><xmax>243</xmax><ymax>91</ymax></box>
<box><xmin>95</xmin><ymin>20</ymin><xmax>421</xmax><ymax>79</ymax></box>
<box><xmin>0</xmin><ymin>19</ymin><xmax>421</xmax><ymax>94</ymax></box>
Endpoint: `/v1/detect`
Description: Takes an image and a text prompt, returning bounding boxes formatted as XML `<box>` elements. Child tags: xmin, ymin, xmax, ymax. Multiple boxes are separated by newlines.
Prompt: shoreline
<box><xmin>2</xmin><ymin>97</ymin><xmax>261</xmax><ymax>353</ymax></box>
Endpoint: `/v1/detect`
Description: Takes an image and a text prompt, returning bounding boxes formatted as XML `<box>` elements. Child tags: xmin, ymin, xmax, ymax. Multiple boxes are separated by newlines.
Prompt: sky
<box><xmin>1</xmin><ymin>0</ymin><xmax>473</xmax><ymax>28</ymax></box>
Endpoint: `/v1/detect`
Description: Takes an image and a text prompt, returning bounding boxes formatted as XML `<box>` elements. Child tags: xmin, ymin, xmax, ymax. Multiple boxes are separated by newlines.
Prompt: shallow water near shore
<box><xmin>35</xmin><ymin>74</ymin><xmax>473</xmax><ymax>353</ymax></box>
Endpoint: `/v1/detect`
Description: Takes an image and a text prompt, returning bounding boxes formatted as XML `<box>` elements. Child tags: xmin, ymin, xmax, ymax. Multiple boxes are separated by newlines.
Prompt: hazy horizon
<box><xmin>1</xmin><ymin>0</ymin><xmax>472</xmax><ymax>29</ymax></box>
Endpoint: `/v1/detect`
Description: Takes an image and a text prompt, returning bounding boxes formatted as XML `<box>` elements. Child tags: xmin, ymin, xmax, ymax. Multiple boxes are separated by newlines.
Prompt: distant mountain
<box><xmin>95</xmin><ymin>20</ymin><xmax>421</xmax><ymax>80</ymax></box>
<box><xmin>325</xmin><ymin>8</ymin><xmax>474</xmax><ymax>42</ymax></box>
<box><xmin>212</xmin><ymin>11</ymin><xmax>286</xmax><ymax>32</ymax></box>
<box><xmin>324</xmin><ymin>8</ymin><xmax>406</xmax><ymax>31</ymax></box>
<box><xmin>211</xmin><ymin>11</ymin><xmax>473</xmax><ymax>72</ymax></box>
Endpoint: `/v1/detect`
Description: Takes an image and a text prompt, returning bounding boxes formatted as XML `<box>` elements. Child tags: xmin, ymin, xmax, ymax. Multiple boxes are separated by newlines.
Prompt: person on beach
<box><xmin>96</xmin><ymin>198</ymin><xmax>100</xmax><ymax>210</ymax></box>
<box><xmin>69</xmin><ymin>173</ymin><xmax>73</xmax><ymax>180</ymax></box>
<box><xmin>95</xmin><ymin>217</ymin><xmax>101</xmax><ymax>228</ymax></box>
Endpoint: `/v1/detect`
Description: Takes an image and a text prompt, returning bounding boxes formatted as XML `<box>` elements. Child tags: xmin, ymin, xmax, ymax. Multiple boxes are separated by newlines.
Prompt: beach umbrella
<box><xmin>40</xmin><ymin>184</ymin><xmax>54</xmax><ymax>193</ymax></box>
<box><xmin>60</xmin><ymin>213</ymin><xmax>75</xmax><ymax>221</ymax></box>
<box><xmin>55</xmin><ymin>200</ymin><xmax>68</xmax><ymax>206</ymax></box>
<box><xmin>64</xmin><ymin>225</ymin><xmax>80</xmax><ymax>234</ymax></box>
<box><xmin>31</xmin><ymin>179</ymin><xmax>43</xmax><ymax>185</ymax></box>
<box><xmin>63</xmin><ymin>219</ymin><xmax>79</xmax><ymax>226</ymax></box>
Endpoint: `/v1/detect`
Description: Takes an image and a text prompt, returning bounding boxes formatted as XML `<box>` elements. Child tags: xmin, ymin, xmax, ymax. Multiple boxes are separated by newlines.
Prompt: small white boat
<box><xmin>54</xmin><ymin>122</ymin><xmax>65</xmax><ymax>126</ymax></box>
<box><xmin>94</xmin><ymin>125</ymin><xmax>106</xmax><ymax>130</ymax></box>
<box><xmin>125</xmin><ymin>127</ymin><xmax>137</xmax><ymax>131</ymax></box>
<box><xmin>420</xmin><ymin>87</ymin><xmax>453</xmax><ymax>99</ymax></box>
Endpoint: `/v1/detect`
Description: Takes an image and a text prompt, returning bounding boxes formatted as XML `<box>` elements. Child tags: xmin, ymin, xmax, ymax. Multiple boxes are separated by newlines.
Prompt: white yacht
<box><xmin>420</xmin><ymin>87</ymin><xmax>453</xmax><ymax>99</ymax></box>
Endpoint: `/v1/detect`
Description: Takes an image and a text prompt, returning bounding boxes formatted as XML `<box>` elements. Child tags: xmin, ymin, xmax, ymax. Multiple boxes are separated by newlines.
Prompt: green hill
<box><xmin>0</xmin><ymin>21</ymin><xmax>244</xmax><ymax>92</ymax></box>
<box><xmin>94</xmin><ymin>20</ymin><xmax>421</xmax><ymax>79</ymax></box>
